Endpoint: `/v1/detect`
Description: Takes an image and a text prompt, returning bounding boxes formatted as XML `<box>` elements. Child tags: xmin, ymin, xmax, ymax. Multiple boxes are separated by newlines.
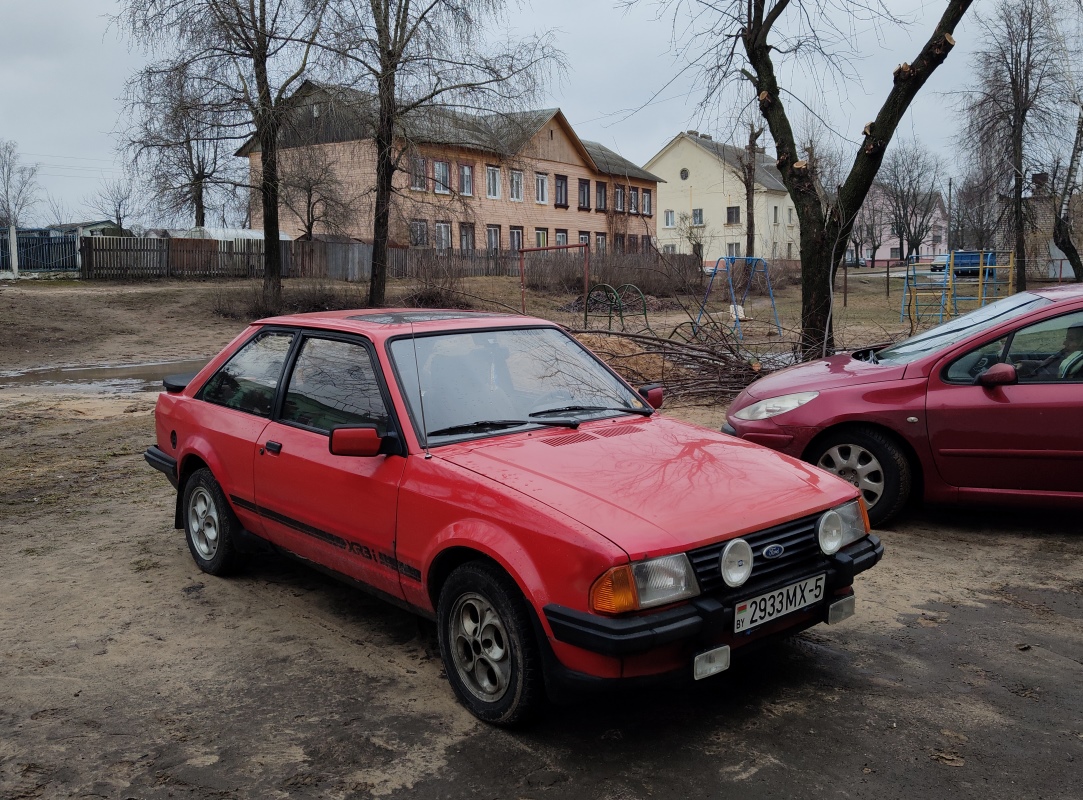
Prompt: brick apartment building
<box><xmin>238</xmin><ymin>82</ymin><xmax>661</xmax><ymax>255</ymax></box>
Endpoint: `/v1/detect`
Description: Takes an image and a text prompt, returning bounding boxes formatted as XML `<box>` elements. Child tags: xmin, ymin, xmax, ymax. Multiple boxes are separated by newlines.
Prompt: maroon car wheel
<box><xmin>808</xmin><ymin>428</ymin><xmax>911</xmax><ymax>528</ymax></box>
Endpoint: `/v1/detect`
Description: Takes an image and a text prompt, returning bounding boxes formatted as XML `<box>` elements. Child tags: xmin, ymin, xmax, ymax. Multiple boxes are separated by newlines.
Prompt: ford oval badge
<box><xmin>763</xmin><ymin>544</ymin><xmax>785</xmax><ymax>559</ymax></box>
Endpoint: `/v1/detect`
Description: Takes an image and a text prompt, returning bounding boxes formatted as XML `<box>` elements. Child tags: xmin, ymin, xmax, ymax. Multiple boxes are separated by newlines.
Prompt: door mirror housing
<box><xmin>638</xmin><ymin>383</ymin><xmax>664</xmax><ymax>409</ymax></box>
<box><xmin>329</xmin><ymin>425</ymin><xmax>384</xmax><ymax>457</ymax></box>
<box><xmin>977</xmin><ymin>362</ymin><xmax>1018</xmax><ymax>388</ymax></box>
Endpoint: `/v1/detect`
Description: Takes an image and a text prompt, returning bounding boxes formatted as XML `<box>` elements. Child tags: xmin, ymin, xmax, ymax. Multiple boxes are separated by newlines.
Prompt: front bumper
<box><xmin>543</xmin><ymin>534</ymin><xmax>883</xmax><ymax>657</ymax></box>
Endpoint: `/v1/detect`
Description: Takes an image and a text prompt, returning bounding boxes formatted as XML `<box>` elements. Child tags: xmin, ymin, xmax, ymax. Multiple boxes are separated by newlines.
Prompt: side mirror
<box><xmin>638</xmin><ymin>383</ymin><xmax>665</xmax><ymax>409</ymax></box>
<box><xmin>977</xmin><ymin>362</ymin><xmax>1018</xmax><ymax>388</ymax></box>
<box><xmin>329</xmin><ymin>425</ymin><xmax>384</xmax><ymax>457</ymax></box>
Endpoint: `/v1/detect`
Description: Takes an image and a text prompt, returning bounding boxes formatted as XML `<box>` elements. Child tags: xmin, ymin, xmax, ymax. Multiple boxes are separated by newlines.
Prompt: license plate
<box><xmin>734</xmin><ymin>574</ymin><xmax>825</xmax><ymax>633</ymax></box>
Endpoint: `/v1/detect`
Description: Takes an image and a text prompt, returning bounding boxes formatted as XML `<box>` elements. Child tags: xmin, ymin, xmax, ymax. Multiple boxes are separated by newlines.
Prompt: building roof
<box><xmin>685</xmin><ymin>134</ymin><xmax>788</xmax><ymax>192</ymax></box>
<box><xmin>236</xmin><ymin>82</ymin><xmax>660</xmax><ymax>182</ymax></box>
<box><xmin>45</xmin><ymin>220</ymin><xmax>114</xmax><ymax>231</ymax></box>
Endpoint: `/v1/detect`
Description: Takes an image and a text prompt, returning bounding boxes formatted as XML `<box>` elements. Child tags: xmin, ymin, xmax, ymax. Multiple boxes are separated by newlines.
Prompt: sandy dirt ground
<box><xmin>1</xmin><ymin>281</ymin><xmax>1081</xmax><ymax>799</ymax></box>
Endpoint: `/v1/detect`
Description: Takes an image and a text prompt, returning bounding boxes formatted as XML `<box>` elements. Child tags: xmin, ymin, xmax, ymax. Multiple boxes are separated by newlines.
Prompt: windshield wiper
<box><xmin>529</xmin><ymin>404</ymin><xmax>652</xmax><ymax>418</ymax></box>
<box><xmin>427</xmin><ymin>418</ymin><xmax>580</xmax><ymax>437</ymax></box>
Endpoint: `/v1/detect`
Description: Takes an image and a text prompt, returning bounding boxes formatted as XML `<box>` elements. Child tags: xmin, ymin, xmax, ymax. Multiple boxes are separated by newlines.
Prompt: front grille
<box><xmin>687</xmin><ymin>512</ymin><xmax>829</xmax><ymax>595</ymax></box>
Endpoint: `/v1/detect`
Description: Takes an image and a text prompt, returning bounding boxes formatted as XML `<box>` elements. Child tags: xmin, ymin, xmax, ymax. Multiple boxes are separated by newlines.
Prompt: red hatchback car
<box><xmin>146</xmin><ymin>310</ymin><xmax>881</xmax><ymax>725</ymax></box>
<box><xmin>725</xmin><ymin>284</ymin><xmax>1083</xmax><ymax>527</ymax></box>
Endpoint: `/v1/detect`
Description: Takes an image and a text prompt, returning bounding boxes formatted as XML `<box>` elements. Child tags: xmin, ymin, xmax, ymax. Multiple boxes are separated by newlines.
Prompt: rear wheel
<box><xmin>437</xmin><ymin>561</ymin><xmax>544</xmax><ymax>726</ymax></box>
<box><xmin>182</xmin><ymin>468</ymin><xmax>241</xmax><ymax>575</ymax></box>
<box><xmin>807</xmin><ymin>427</ymin><xmax>911</xmax><ymax>527</ymax></box>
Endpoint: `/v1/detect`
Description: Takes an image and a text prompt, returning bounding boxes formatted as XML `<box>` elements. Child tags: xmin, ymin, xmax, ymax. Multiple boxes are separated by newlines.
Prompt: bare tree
<box><xmin>279</xmin><ymin>144</ymin><xmax>361</xmax><ymax>238</ymax></box>
<box><xmin>0</xmin><ymin>140</ymin><xmax>40</xmax><ymax>228</ymax></box>
<box><xmin>86</xmin><ymin>178</ymin><xmax>138</xmax><ymax>230</ymax></box>
<box><xmin>952</xmin><ymin>164</ymin><xmax>1002</xmax><ymax>250</ymax></box>
<box><xmin>961</xmin><ymin>0</ymin><xmax>1068</xmax><ymax>290</ymax></box>
<box><xmin>117</xmin><ymin>0</ymin><xmax>330</xmax><ymax>308</ymax></box>
<box><xmin>675</xmin><ymin>211</ymin><xmax>716</xmax><ymax>262</ymax></box>
<box><xmin>735</xmin><ymin>121</ymin><xmax>764</xmax><ymax>259</ymax></box>
<box><xmin>44</xmin><ymin>194</ymin><xmax>73</xmax><ymax>228</ymax></box>
<box><xmin>640</xmin><ymin>0</ymin><xmax>974</xmax><ymax>356</ymax></box>
<box><xmin>855</xmin><ymin>196</ymin><xmax>888</xmax><ymax>269</ymax></box>
<box><xmin>880</xmin><ymin>140</ymin><xmax>944</xmax><ymax>262</ymax></box>
<box><xmin>123</xmin><ymin>65</ymin><xmax>242</xmax><ymax>228</ymax></box>
<box><xmin>324</xmin><ymin>0</ymin><xmax>561</xmax><ymax>306</ymax></box>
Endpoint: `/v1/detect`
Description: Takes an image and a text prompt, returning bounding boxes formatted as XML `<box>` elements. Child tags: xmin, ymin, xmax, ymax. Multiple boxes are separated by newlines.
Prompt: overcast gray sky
<box><xmin>0</xmin><ymin>0</ymin><xmax>985</xmax><ymax>226</ymax></box>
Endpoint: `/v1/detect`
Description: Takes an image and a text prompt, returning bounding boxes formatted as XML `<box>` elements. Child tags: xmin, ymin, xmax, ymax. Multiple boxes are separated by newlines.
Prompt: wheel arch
<box><xmin>802</xmin><ymin>421</ymin><xmax>925</xmax><ymax>502</ymax></box>
<box><xmin>173</xmin><ymin>453</ymin><xmax>211</xmax><ymax>528</ymax></box>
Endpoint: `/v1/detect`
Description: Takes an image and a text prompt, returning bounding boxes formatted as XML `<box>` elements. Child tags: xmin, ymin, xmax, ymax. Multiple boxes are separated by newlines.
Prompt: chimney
<box><xmin>1032</xmin><ymin>172</ymin><xmax>1049</xmax><ymax>193</ymax></box>
<box><xmin>686</xmin><ymin>130</ymin><xmax>699</xmax><ymax>137</ymax></box>
<box><xmin>700</xmin><ymin>133</ymin><xmax>712</xmax><ymax>141</ymax></box>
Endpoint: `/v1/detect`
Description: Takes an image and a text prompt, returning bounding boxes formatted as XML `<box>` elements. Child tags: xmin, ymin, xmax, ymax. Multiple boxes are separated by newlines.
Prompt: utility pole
<box><xmin>947</xmin><ymin>177</ymin><xmax>953</xmax><ymax>252</ymax></box>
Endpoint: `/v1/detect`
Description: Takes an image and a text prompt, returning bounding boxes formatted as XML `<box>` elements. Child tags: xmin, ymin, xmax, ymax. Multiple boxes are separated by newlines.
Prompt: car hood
<box><xmin>436</xmin><ymin>416</ymin><xmax>855</xmax><ymax>559</ymax></box>
<box><xmin>738</xmin><ymin>354</ymin><xmax>908</xmax><ymax>401</ymax></box>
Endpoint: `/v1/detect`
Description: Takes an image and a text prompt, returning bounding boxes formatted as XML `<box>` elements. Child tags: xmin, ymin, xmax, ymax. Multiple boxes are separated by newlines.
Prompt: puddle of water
<box><xmin>0</xmin><ymin>359</ymin><xmax>209</xmax><ymax>394</ymax></box>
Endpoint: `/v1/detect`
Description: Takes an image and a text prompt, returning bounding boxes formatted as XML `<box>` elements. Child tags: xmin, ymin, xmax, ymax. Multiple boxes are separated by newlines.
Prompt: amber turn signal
<box><xmin>590</xmin><ymin>565</ymin><xmax>639</xmax><ymax>614</ymax></box>
<box><xmin>858</xmin><ymin>497</ymin><xmax>871</xmax><ymax>533</ymax></box>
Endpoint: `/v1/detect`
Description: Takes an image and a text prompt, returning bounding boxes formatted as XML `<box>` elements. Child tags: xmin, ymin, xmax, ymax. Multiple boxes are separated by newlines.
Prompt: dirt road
<box><xmin>1</xmin><ymin>282</ymin><xmax>1080</xmax><ymax>799</ymax></box>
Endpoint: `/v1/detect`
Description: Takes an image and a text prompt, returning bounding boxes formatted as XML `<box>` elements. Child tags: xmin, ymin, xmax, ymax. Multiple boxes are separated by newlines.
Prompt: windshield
<box><xmin>876</xmin><ymin>292</ymin><xmax>1052</xmax><ymax>365</ymax></box>
<box><xmin>389</xmin><ymin>327</ymin><xmax>648</xmax><ymax>443</ymax></box>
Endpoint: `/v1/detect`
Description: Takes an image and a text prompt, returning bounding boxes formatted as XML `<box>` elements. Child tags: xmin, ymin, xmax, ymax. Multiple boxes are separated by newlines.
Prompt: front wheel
<box><xmin>807</xmin><ymin>428</ymin><xmax>912</xmax><ymax>528</ymax></box>
<box><xmin>437</xmin><ymin>562</ymin><xmax>544</xmax><ymax>726</ymax></box>
<box><xmin>182</xmin><ymin>468</ymin><xmax>241</xmax><ymax>575</ymax></box>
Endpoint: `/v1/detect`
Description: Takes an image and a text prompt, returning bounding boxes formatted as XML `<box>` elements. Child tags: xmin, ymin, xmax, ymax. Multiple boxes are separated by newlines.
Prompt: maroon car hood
<box><xmin>437</xmin><ymin>416</ymin><xmax>855</xmax><ymax>559</ymax></box>
<box><xmin>740</xmin><ymin>354</ymin><xmax>908</xmax><ymax>399</ymax></box>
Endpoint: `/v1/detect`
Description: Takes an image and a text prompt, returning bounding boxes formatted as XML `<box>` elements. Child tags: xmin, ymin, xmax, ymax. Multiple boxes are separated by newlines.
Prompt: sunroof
<box><xmin>346</xmin><ymin>311</ymin><xmax>504</xmax><ymax>324</ymax></box>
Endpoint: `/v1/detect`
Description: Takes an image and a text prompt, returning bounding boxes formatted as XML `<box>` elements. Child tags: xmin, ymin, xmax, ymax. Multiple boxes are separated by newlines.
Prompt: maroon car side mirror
<box><xmin>329</xmin><ymin>426</ymin><xmax>384</xmax><ymax>457</ymax></box>
<box><xmin>977</xmin><ymin>362</ymin><xmax>1018</xmax><ymax>388</ymax></box>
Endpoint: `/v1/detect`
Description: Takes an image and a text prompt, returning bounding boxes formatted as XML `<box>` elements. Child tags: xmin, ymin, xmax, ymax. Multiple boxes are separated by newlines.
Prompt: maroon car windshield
<box><xmin>875</xmin><ymin>292</ymin><xmax>1052</xmax><ymax>365</ymax></box>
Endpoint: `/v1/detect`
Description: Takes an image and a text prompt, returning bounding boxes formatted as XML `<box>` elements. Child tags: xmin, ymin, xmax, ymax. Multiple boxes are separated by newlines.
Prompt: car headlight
<box><xmin>818</xmin><ymin>500</ymin><xmax>868</xmax><ymax>555</ymax></box>
<box><xmin>720</xmin><ymin>538</ymin><xmax>753</xmax><ymax>587</ymax></box>
<box><xmin>731</xmin><ymin>391</ymin><xmax>819</xmax><ymax>421</ymax></box>
<box><xmin>591</xmin><ymin>554</ymin><xmax>700</xmax><ymax>614</ymax></box>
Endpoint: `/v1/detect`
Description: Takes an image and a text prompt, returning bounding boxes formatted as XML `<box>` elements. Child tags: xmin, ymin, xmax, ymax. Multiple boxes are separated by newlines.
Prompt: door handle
<box><xmin>264</xmin><ymin>441</ymin><xmax>282</xmax><ymax>454</ymax></box>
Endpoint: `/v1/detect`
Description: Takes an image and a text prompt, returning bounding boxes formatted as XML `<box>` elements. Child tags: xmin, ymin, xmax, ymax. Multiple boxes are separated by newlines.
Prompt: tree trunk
<box><xmin>259</xmin><ymin>117</ymin><xmax>283</xmax><ymax>310</ymax></box>
<box><xmin>369</xmin><ymin>66</ymin><xmax>396</xmax><ymax>308</ymax></box>
<box><xmin>1053</xmin><ymin>211</ymin><xmax>1083</xmax><ymax>281</ymax></box>
<box><xmin>1013</xmin><ymin>132</ymin><xmax>1027</xmax><ymax>291</ymax></box>
<box><xmin>194</xmin><ymin>177</ymin><xmax>205</xmax><ymax>228</ymax></box>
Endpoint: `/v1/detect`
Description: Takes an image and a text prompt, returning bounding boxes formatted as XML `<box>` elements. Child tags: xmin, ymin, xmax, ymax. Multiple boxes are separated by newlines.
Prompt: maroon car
<box><xmin>725</xmin><ymin>284</ymin><xmax>1083</xmax><ymax>526</ymax></box>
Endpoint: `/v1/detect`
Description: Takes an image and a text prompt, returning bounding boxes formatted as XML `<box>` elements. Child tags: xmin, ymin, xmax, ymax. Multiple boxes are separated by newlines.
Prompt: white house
<box><xmin>644</xmin><ymin>131</ymin><xmax>799</xmax><ymax>263</ymax></box>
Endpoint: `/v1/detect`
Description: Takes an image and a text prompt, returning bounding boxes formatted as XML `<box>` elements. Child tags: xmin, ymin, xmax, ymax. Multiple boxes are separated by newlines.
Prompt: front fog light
<box><xmin>720</xmin><ymin>538</ymin><xmax>753</xmax><ymax>587</ymax></box>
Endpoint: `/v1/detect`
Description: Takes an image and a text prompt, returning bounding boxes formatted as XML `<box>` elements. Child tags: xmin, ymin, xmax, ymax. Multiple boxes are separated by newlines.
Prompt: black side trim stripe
<box><xmin>229</xmin><ymin>495</ymin><xmax>421</xmax><ymax>581</ymax></box>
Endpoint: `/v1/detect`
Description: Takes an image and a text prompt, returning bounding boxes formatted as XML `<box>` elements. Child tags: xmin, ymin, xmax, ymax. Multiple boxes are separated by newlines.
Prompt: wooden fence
<box><xmin>81</xmin><ymin>237</ymin><xmax>287</xmax><ymax>280</ymax></box>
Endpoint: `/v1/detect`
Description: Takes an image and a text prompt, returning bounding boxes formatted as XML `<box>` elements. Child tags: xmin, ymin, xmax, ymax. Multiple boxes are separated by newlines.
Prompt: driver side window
<box><xmin>945</xmin><ymin>336</ymin><xmax>1008</xmax><ymax>383</ymax></box>
<box><xmin>1008</xmin><ymin>311</ymin><xmax>1083</xmax><ymax>383</ymax></box>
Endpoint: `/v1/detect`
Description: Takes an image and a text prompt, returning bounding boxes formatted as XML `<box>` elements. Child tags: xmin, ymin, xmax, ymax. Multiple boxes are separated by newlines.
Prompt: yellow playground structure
<box><xmin>900</xmin><ymin>251</ymin><xmax>1016</xmax><ymax>323</ymax></box>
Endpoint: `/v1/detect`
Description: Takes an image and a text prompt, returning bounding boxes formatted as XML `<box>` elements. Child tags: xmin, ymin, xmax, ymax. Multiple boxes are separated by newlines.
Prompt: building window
<box><xmin>692</xmin><ymin>208</ymin><xmax>704</xmax><ymax>226</ymax></box>
<box><xmin>535</xmin><ymin>173</ymin><xmax>548</xmax><ymax>204</ymax></box>
<box><xmin>771</xmin><ymin>241</ymin><xmax>778</xmax><ymax>258</ymax></box>
<box><xmin>535</xmin><ymin>227</ymin><xmax>548</xmax><ymax>247</ymax></box>
<box><xmin>595</xmin><ymin>181</ymin><xmax>607</xmax><ymax>211</ymax></box>
<box><xmin>509</xmin><ymin>226</ymin><xmax>523</xmax><ymax>251</ymax></box>
<box><xmin>629</xmin><ymin>188</ymin><xmax>639</xmax><ymax>214</ymax></box>
<box><xmin>773</xmin><ymin>205</ymin><xmax>779</xmax><ymax>224</ymax></box>
<box><xmin>788</xmin><ymin>208</ymin><xmax>795</xmax><ymax>225</ymax></box>
<box><xmin>642</xmin><ymin>190</ymin><xmax>652</xmax><ymax>216</ymax></box>
<box><xmin>555</xmin><ymin>229</ymin><xmax>568</xmax><ymax>245</ymax></box>
<box><xmin>615</xmin><ymin>185</ymin><xmax>625</xmax><ymax>212</ymax></box>
<box><xmin>433</xmin><ymin>161</ymin><xmax>451</xmax><ymax>194</ymax></box>
<box><xmin>664</xmin><ymin>209</ymin><xmax>675</xmax><ymax>228</ymax></box>
<box><xmin>641</xmin><ymin>235</ymin><xmax>651</xmax><ymax>252</ymax></box>
<box><xmin>411</xmin><ymin>157</ymin><xmax>427</xmax><ymax>191</ymax></box>
<box><xmin>486</xmin><ymin>166</ymin><xmax>500</xmax><ymax>199</ymax></box>
<box><xmin>459</xmin><ymin>223</ymin><xmax>475</xmax><ymax>252</ymax></box>
<box><xmin>486</xmin><ymin>224</ymin><xmax>500</xmax><ymax>253</ymax></box>
<box><xmin>459</xmin><ymin>164</ymin><xmax>473</xmax><ymax>196</ymax></box>
<box><xmin>435</xmin><ymin>222</ymin><xmax>451</xmax><ymax>251</ymax></box>
<box><xmin>662</xmin><ymin>244</ymin><xmax>677</xmax><ymax>254</ymax></box>
<box><xmin>595</xmin><ymin>232</ymin><xmax>606</xmax><ymax>252</ymax></box>
<box><xmin>787</xmin><ymin>242</ymin><xmax>793</xmax><ymax>259</ymax></box>
<box><xmin>510</xmin><ymin>169</ymin><xmax>523</xmax><ymax>202</ymax></box>
<box><xmin>579</xmin><ymin>231</ymin><xmax>590</xmax><ymax>245</ymax></box>
<box><xmin>409</xmin><ymin>219</ymin><xmax>428</xmax><ymax>247</ymax></box>
<box><xmin>578</xmin><ymin>179</ymin><xmax>590</xmax><ymax>210</ymax></box>
<box><xmin>627</xmin><ymin>235</ymin><xmax>638</xmax><ymax>254</ymax></box>
<box><xmin>890</xmin><ymin>246</ymin><xmax>901</xmax><ymax>259</ymax></box>
<box><xmin>555</xmin><ymin>175</ymin><xmax>568</xmax><ymax>208</ymax></box>
<box><xmin>614</xmin><ymin>233</ymin><xmax>625</xmax><ymax>253</ymax></box>
<box><xmin>727</xmin><ymin>242</ymin><xmax>742</xmax><ymax>257</ymax></box>
<box><xmin>726</xmin><ymin>206</ymin><xmax>740</xmax><ymax>224</ymax></box>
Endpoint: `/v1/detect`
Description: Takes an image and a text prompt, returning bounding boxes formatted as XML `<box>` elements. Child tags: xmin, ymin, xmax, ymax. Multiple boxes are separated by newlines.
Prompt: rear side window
<box><xmin>281</xmin><ymin>337</ymin><xmax>390</xmax><ymax>434</ymax></box>
<box><xmin>200</xmin><ymin>331</ymin><xmax>295</xmax><ymax>417</ymax></box>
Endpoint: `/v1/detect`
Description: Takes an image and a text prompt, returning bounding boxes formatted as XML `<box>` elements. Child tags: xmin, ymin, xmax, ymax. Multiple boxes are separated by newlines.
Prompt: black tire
<box><xmin>182</xmin><ymin>468</ymin><xmax>241</xmax><ymax>575</ymax></box>
<box><xmin>437</xmin><ymin>561</ymin><xmax>544</xmax><ymax>726</ymax></box>
<box><xmin>806</xmin><ymin>427</ymin><xmax>912</xmax><ymax>528</ymax></box>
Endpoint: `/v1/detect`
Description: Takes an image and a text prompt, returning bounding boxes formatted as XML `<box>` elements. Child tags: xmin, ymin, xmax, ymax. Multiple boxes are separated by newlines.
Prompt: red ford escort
<box><xmin>145</xmin><ymin>310</ymin><xmax>882</xmax><ymax>724</ymax></box>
